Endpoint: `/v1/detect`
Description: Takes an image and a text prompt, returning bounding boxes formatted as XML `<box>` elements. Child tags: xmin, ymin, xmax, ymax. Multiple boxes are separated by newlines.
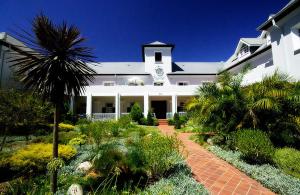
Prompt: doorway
<box><xmin>151</xmin><ymin>101</ymin><xmax>167</xmax><ymax>119</ymax></box>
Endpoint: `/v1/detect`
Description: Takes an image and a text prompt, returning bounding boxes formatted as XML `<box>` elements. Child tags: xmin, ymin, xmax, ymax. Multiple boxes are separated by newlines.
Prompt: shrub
<box><xmin>153</xmin><ymin>118</ymin><xmax>159</xmax><ymax>126</ymax></box>
<box><xmin>68</xmin><ymin>134</ymin><xmax>87</xmax><ymax>146</ymax></box>
<box><xmin>75</xmin><ymin>118</ymin><xmax>91</xmax><ymax>125</ymax></box>
<box><xmin>142</xmin><ymin>163</ymin><xmax>208</xmax><ymax>195</ymax></box>
<box><xmin>86</xmin><ymin>121</ymin><xmax>112</xmax><ymax>145</ymax></box>
<box><xmin>208</xmin><ymin>146</ymin><xmax>300</xmax><ymax>195</ymax></box>
<box><xmin>210</xmin><ymin>135</ymin><xmax>225</xmax><ymax>146</ymax></box>
<box><xmin>139</xmin><ymin>134</ymin><xmax>182</xmax><ymax>178</ymax></box>
<box><xmin>168</xmin><ymin>118</ymin><xmax>175</xmax><ymax>125</ymax></box>
<box><xmin>10</xmin><ymin>143</ymin><xmax>76</xmax><ymax>171</ymax></box>
<box><xmin>235</xmin><ymin>129</ymin><xmax>274</xmax><ymax>164</ymax></box>
<box><xmin>146</xmin><ymin>111</ymin><xmax>154</xmax><ymax>126</ymax></box>
<box><xmin>173</xmin><ymin>113</ymin><xmax>181</xmax><ymax>129</ymax></box>
<box><xmin>274</xmin><ymin>147</ymin><xmax>300</xmax><ymax>179</ymax></box>
<box><xmin>59</xmin><ymin>123</ymin><xmax>75</xmax><ymax>131</ymax></box>
<box><xmin>118</xmin><ymin>115</ymin><xmax>133</xmax><ymax>129</ymax></box>
<box><xmin>139</xmin><ymin>117</ymin><xmax>147</xmax><ymax>125</ymax></box>
<box><xmin>130</xmin><ymin>103</ymin><xmax>144</xmax><ymax>124</ymax></box>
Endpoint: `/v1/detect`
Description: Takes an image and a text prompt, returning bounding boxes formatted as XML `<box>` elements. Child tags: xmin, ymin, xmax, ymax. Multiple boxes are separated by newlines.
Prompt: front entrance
<box><xmin>151</xmin><ymin>101</ymin><xmax>167</xmax><ymax>119</ymax></box>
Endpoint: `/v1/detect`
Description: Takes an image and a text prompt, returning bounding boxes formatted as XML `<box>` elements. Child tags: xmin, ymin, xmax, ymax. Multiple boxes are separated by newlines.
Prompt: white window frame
<box><xmin>103</xmin><ymin>81</ymin><xmax>115</xmax><ymax>86</ymax></box>
<box><xmin>177</xmin><ymin>81</ymin><xmax>189</xmax><ymax>86</ymax></box>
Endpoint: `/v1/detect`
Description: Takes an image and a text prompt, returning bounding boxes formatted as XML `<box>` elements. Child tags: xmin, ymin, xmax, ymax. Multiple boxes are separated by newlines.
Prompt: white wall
<box><xmin>228</xmin><ymin>49</ymin><xmax>276</xmax><ymax>85</ymax></box>
<box><xmin>268</xmin><ymin>7</ymin><xmax>300</xmax><ymax>80</ymax></box>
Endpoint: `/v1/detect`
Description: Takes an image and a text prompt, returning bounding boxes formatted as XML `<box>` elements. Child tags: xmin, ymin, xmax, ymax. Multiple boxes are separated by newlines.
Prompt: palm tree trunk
<box><xmin>51</xmin><ymin>104</ymin><xmax>60</xmax><ymax>193</ymax></box>
<box><xmin>0</xmin><ymin>126</ymin><xmax>8</xmax><ymax>151</ymax></box>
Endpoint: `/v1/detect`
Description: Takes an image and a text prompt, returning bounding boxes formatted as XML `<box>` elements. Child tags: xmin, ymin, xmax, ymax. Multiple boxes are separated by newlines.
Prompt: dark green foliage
<box><xmin>236</xmin><ymin>129</ymin><xmax>274</xmax><ymax>164</ymax></box>
<box><xmin>173</xmin><ymin>113</ymin><xmax>181</xmax><ymax>129</ymax></box>
<box><xmin>139</xmin><ymin>117</ymin><xmax>147</xmax><ymax>125</ymax></box>
<box><xmin>75</xmin><ymin>118</ymin><xmax>91</xmax><ymax>125</ymax></box>
<box><xmin>168</xmin><ymin>118</ymin><xmax>175</xmax><ymax>125</ymax></box>
<box><xmin>210</xmin><ymin>135</ymin><xmax>225</xmax><ymax>146</ymax></box>
<box><xmin>146</xmin><ymin>111</ymin><xmax>154</xmax><ymax>126</ymax></box>
<box><xmin>187</xmin><ymin>71</ymin><xmax>300</xmax><ymax>148</ymax></box>
<box><xmin>130</xmin><ymin>103</ymin><xmax>144</xmax><ymax>124</ymax></box>
<box><xmin>118</xmin><ymin>115</ymin><xmax>133</xmax><ymax>129</ymax></box>
<box><xmin>274</xmin><ymin>147</ymin><xmax>300</xmax><ymax>179</ymax></box>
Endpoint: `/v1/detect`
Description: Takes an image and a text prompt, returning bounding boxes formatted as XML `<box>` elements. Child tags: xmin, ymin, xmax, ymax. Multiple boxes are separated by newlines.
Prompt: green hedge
<box><xmin>274</xmin><ymin>147</ymin><xmax>300</xmax><ymax>179</ymax></box>
<box><xmin>235</xmin><ymin>129</ymin><xmax>274</xmax><ymax>164</ymax></box>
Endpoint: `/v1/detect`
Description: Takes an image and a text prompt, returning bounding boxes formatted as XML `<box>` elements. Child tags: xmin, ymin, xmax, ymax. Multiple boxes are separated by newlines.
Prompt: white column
<box><xmin>144</xmin><ymin>94</ymin><xmax>149</xmax><ymax>117</ymax></box>
<box><xmin>115</xmin><ymin>93</ymin><xmax>120</xmax><ymax>120</ymax></box>
<box><xmin>172</xmin><ymin>94</ymin><xmax>177</xmax><ymax>115</ymax></box>
<box><xmin>86</xmin><ymin>93</ymin><xmax>92</xmax><ymax>119</ymax></box>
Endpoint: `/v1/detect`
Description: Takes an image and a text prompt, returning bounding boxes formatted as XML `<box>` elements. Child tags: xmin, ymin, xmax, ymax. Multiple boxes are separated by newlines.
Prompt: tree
<box><xmin>130</xmin><ymin>103</ymin><xmax>143</xmax><ymax>124</ymax></box>
<box><xmin>11</xmin><ymin>14</ymin><xmax>95</xmax><ymax>193</ymax></box>
<box><xmin>147</xmin><ymin>110</ymin><xmax>154</xmax><ymax>126</ymax></box>
<box><xmin>186</xmin><ymin>71</ymin><xmax>246</xmax><ymax>134</ymax></box>
<box><xmin>173</xmin><ymin>112</ymin><xmax>181</xmax><ymax>129</ymax></box>
<box><xmin>0</xmin><ymin>90</ymin><xmax>52</xmax><ymax>151</ymax></box>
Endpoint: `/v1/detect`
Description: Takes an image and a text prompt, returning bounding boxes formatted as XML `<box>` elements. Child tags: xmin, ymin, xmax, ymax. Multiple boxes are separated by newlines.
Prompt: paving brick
<box><xmin>158</xmin><ymin>125</ymin><xmax>275</xmax><ymax>195</ymax></box>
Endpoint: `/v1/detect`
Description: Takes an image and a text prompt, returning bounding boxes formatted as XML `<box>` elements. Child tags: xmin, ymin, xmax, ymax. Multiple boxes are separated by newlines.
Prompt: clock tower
<box><xmin>142</xmin><ymin>41</ymin><xmax>174</xmax><ymax>83</ymax></box>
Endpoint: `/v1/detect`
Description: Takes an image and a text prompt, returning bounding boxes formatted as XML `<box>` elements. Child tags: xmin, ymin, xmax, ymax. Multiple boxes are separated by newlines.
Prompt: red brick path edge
<box><xmin>158</xmin><ymin>125</ymin><xmax>275</xmax><ymax>195</ymax></box>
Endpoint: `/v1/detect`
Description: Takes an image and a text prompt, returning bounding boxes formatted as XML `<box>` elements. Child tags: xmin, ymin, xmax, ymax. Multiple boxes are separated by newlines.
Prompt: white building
<box><xmin>1</xmin><ymin>0</ymin><xmax>300</xmax><ymax>120</ymax></box>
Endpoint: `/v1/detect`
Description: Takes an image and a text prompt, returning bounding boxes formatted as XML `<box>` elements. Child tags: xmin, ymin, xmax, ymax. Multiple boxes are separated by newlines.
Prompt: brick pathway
<box><xmin>158</xmin><ymin>125</ymin><xmax>275</xmax><ymax>195</ymax></box>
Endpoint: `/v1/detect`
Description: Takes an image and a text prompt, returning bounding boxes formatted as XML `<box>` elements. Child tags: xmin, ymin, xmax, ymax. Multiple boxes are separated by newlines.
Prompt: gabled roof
<box><xmin>258</xmin><ymin>0</ymin><xmax>300</xmax><ymax>30</ymax></box>
<box><xmin>148</xmin><ymin>41</ymin><xmax>167</xmax><ymax>45</ymax></box>
<box><xmin>240</xmin><ymin>38</ymin><xmax>265</xmax><ymax>46</ymax></box>
<box><xmin>88</xmin><ymin>62</ymin><xmax>149</xmax><ymax>75</ymax></box>
<box><xmin>232</xmin><ymin>38</ymin><xmax>266</xmax><ymax>58</ymax></box>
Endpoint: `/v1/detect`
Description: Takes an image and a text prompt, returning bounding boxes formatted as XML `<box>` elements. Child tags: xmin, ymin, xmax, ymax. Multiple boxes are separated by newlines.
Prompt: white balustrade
<box><xmin>92</xmin><ymin>113</ymin><xmax>116</xmax><ymax>120</ymax></box>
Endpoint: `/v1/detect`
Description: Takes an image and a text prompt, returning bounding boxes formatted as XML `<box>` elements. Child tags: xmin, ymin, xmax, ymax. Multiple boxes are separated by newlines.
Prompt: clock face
<box><xmin>155</xmin><ymin>67</ymin><xmax>164</xmax><ymax>77</ymax></box>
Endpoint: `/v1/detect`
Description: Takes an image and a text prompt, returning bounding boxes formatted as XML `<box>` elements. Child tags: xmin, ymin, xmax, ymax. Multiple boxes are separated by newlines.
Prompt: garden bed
<box><xmin>208</xmin><ymin>146</ymin><xmax>300</xmax><ymax>195</ymax></box>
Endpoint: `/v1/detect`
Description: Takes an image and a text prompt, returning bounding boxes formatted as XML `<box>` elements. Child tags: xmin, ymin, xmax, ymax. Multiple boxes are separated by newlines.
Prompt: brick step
<box><xmin>158</xmin><ymin>119</ymin><xmax>169</xmax><ymax>125</ymax></box>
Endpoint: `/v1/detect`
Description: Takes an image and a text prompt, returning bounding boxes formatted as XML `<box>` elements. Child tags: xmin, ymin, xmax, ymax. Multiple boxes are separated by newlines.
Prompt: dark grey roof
<box><xmin>88</xmin><ymin>62</ymin><xmax>149</xmax><ymax>75</ymax></box>
<box><xmin>169</xmin><ymin>62</ymin><xmax>224</xmax><ymax>75</ymax></box>
<box><xmin>257</xmin><ymin>0</ymin><xmax>300</xmax><ymax>30</ymax></box>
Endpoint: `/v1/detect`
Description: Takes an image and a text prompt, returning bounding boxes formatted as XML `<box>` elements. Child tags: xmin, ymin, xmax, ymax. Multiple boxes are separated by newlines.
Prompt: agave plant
<box><xmin>10</xmin><ymin>14</ymin><xmax>95</xmax><ymax>193</ymax></box>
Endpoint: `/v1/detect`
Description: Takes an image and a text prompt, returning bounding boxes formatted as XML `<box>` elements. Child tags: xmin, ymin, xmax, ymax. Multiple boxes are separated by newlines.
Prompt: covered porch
<box><xmin>82</xmin><ymin>94</ymin><xmax>193</xmax><ymax>120</ymax></box>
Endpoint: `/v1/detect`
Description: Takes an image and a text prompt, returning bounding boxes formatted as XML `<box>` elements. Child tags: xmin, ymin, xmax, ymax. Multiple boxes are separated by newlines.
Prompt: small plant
<box><xmin>68</xmin><ymin>134</ymin><xmax>87</xmax><ymax>146</ymax></box>
<box><xmin>146</xmin><ymin>111</ymin><xmax>154</xmax><ymax>126</ymax></box>
<box><xmin>173</xmin><ymin>113</ymin><xmax>181</xmax><ymax>129</ymax></box>
<box><xmin>9</xmin><ymin>143</ymin><xmax>76</xmax><ymax>171</ymax></box>
<box><xmin>168</xmin><ymin>118</ymin><xmax>175</xmax><ymax>125</ymax></box>
<box><xmin>274</xmin><ymin>147</ymin><xmax>300</xmax><ymax>179</ymax></box>
<box><xmin>235</xmin><ymin>129</ymin><xmax>274</xmax><ymax>164</ymax></box>
<box><xmin>58</xmin><ymin>123</ymin><xmax>75</xmax><ymax>131</ymax></box>
<box><xmin>118</xmin><ymin>115</ymin><xmax>132</xmax><ymax>129</ymax></box>
<box><xmin>130</xmin><ymin>103</ymin><xmax>144</xmax><ymax>124</ymax></box>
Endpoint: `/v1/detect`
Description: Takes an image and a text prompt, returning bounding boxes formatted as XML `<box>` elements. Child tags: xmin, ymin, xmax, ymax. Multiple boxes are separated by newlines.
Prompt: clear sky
<box><xmin>0</xmin><ymin>0</ymin><xmax>290</xmax><ymax>62</ymax></box>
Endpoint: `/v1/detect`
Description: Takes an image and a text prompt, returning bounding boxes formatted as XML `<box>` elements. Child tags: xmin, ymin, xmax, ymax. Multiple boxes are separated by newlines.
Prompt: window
<box><xmin>103</xmin><ymin>81</ymin><xmax>115</xmax><ymax>86</ymax></box>
<box><xmin>154</xmin><ymin>82</ymin><xmax>163</xmax><ymax>86</ymax></box>
<box><xmin>155</xmin><ymin>52</ymin><xmax>162</xmax><ymax>62</ymax></box>
<box><xmin>177</xmin><ymin>81</ymin><xmax>188</xmax><ymax>86</ymax></box>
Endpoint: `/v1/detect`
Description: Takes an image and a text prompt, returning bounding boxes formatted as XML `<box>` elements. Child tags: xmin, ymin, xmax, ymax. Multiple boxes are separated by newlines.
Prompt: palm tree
<box><xmin>186</xmin><ymin>71</ymin><xmax>246</xmax><ymax>134</ymax></box>
<box><xmin>11</xmin><ymin>14</ymin><xmax>96</xmax><ymax>193</ymax></box>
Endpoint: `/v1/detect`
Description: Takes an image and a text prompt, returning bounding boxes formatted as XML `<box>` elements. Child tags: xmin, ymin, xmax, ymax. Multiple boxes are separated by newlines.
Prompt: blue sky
<box><xmin>0</xmin><ymin>0</ymin><xmax>289</xmax><ymax>62</ymax></box>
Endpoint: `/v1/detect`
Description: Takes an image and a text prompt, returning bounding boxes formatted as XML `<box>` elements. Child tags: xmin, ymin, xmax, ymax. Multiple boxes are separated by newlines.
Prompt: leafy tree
<box><xmin>0</xmin><ymin>89</ymin><xmax>52</xmax><ymax>151</ymax></box>
<box><xmin>187</xmin><ymin>70</ymin><xmax>300</xmax><ymax>147</ymax></box>
<box><xmin>187</xmin><ymin>71</ymin><xmax>246</xmax><ymax>134</ymax></box>
<box><xmin>11</xmin><ymin>14</ymin><xmax>95</xmax><ymax>193</ymax></box>
<box><xmin>173</xmin><ymin>113</ymin><xmax>181</xmax><ymax>129</ymax></box>
<box><xmin>147</xmin><ymin>110</ymin><xmax>154</xmax><ymax>126</ymax></box>
<box><xmin>130</xmin><ymin>103</ymin><xmax>143</xmax><ymax>124</ymax></box>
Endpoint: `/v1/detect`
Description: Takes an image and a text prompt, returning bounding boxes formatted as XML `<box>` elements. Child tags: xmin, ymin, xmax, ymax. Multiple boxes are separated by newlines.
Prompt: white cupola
<box><xmin>142</xmin><ymin>41</ymin><xmax>174</xmax><ymax>77</ymax></box>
